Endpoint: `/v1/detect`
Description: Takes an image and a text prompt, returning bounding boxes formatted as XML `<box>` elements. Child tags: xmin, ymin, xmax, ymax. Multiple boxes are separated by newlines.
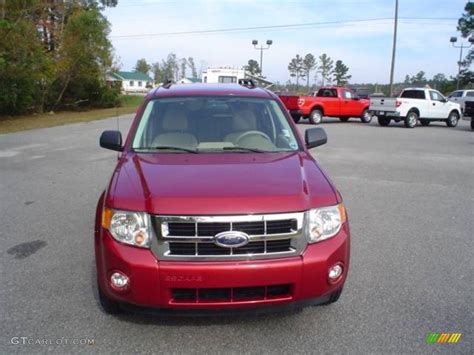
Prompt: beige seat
<box><xmin>224</xmin><ymin>109</ymin><xmax>258</xmax><ymax>144</ymax></box>
<box><xmin>153</xmin><ymin>109</ymin><xmax>197</xmax><ymax>149</ymax></box>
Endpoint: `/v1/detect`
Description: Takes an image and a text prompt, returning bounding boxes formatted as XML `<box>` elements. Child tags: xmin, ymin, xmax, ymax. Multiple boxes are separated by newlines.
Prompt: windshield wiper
<box><xmin>135</xmin><ymin>146</ymin><xmax>199</xmax><ymax>153</ymax></box>
<box><xmin>222</xmin><ymin>146</ymin><xmax>268</xmax><ymax>153</ymax></box>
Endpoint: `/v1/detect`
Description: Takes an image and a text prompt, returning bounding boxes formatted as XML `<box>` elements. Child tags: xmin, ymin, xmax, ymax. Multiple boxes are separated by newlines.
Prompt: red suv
<box><xmin>95</xmin><ymin>82</ymin><xmax>350</xmax><ymax>314</ymax></box>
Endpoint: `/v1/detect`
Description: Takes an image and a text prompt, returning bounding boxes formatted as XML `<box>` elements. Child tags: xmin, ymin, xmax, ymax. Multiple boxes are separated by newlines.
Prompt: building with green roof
<box><xmin>107</xmin><ymin>71</ymin><xmax>154</xmax><ymax>95</ymax></box>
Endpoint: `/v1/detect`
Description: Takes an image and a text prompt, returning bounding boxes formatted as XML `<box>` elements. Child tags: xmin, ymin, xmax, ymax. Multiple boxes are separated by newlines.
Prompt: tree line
<box><xmin>287</xmin><ymin>53</ymin><xmax>351</xmax><ymax>88</ymax></box>
<box><xmin>1</xmin><ymin>1</ymin><xmax>471</xmax><ymax>116</ymax></box>
<box><xmin>133</xmin><ymin>55</ymin><xmax>201</xmax><ymax>84</ymax></box>
<box><xmin>274</xmin><ymin>70</ymin><xmax>466</xmax><ymax>96</ymax></box>
<box><xmin>0</xmin><ymin>0</ymin><xmax>118</xmax><ymax>116</ymax></box>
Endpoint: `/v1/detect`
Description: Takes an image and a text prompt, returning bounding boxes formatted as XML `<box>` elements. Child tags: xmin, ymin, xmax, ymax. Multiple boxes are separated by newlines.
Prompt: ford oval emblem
<box><xmin>214</xmin><ymin>231</ymin><xmax>249</xmax><ymax>248</ymax></box>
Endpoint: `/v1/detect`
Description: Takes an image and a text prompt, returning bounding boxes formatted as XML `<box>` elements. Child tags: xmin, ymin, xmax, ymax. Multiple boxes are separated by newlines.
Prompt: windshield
<box><xmin>132</xmin><ymin>96</ymin><xmax>300</xmax><ymax>153</ymax></box>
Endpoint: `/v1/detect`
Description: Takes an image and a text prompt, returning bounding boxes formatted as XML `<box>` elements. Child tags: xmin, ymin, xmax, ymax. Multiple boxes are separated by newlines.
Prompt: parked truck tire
<box><xmin>446</xmin><ymin>110</ymin><xmax>459</xmax><ymax>127</ymax></box>
<box><xmin>377</xmin><ymin>116</ymin><xmax>391</xmax><ymax>126</ymax></box>
<box><xmin>404</xmin><ymin>110</ymin><xmax>418</xmax><ymax>128</ymax></box>
<box><xmin>360</xmin><ymin>109</ymin><xmax>372</xmax><ymax>123</ymax></box>
<box><xmin>309</xmin><ymin>109</ymin><xmax>323</xmax><ymax>125</ymax></box>
<box><xmin>291</xmin><ymin>115</ymin><xmax>301</xmax><ymax>124</ymax></box>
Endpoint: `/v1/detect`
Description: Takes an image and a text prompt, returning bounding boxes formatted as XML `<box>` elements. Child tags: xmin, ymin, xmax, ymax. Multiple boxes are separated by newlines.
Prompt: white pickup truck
<box><xmin>369</xmin><ymin>88</ymin><xmax>461</xmax><ymax>128</ymax></box>
<box><xmin>447</xmin><ymin>89</ymin><xmax>474</xmax><ymax>114</ymax></box>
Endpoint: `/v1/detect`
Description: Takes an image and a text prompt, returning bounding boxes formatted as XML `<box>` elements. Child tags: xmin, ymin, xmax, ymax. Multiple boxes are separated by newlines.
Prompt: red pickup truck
<box><xmin>95</xmin><ymin>82</ymin><xmax>350</xmax><ymax>315</ymax></box>
<box><xmin>280</xmin><ymin>87</ymin><xmax>371</xmax><ymax>124</ymax></box>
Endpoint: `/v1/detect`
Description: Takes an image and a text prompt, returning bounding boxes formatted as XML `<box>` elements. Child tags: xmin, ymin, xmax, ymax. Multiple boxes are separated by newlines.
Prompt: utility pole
<box><xmin>389</xmin><ymin>0</ymin><xmax>398</xmax><ymax>96</ymax></box>
<box><xmin>1</xmin><ymin>0</ymin><xmax>5</xmax><ymax>20</ymax></box>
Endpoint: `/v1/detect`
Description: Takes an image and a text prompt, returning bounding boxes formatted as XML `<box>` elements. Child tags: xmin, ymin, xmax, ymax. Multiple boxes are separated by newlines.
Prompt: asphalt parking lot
<box><xmin>0</xmin><ymin>115</ymin><xmax>472</xmax><ymax>353</ymax></box>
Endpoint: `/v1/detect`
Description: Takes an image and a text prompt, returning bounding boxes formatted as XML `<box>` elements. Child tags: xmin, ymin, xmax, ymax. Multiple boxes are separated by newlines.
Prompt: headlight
<box><xmin>307</xmin><ymin>203</ymin><xmax>346</xmax><ymax>243</ymax></box>
<box><xmin>102</xmin><ymin>208</ymin><xmax>151</xmax><ymax>248</ymax></box>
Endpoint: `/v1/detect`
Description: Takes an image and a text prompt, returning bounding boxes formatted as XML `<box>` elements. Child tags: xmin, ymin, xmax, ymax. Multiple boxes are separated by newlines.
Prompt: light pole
<box><xmin>252</xmin><ymin>39</ymin><xmax>272</xmax><ymax>77</ymax></box>
<box><xmin>450</xmin><ymin>36</ymin><xmax>474</xmax><ymax>90</ymax></box>
<box><xmin>389</xmin><ymin>0</ymin><xmax>398</xmax><ymax>97</ymax></box>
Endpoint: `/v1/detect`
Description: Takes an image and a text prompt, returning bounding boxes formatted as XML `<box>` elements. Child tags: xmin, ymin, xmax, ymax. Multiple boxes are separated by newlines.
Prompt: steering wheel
<box><xmin>235</xmin><ymin>131</ymin><xmax>272</xmax><ymax>145</ymax></box>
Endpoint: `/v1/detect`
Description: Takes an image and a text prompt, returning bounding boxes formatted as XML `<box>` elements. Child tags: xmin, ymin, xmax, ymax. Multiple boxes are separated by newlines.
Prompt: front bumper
<box><xmin>95</xmin><ymin>225</ymin><xmax>350</xmax><ymax>310</ymax></box>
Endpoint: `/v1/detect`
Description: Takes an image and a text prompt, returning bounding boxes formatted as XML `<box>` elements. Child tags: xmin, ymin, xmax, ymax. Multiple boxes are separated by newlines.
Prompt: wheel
<box><xmin>98</xmin><ymin>285</ymin><xmax>122</xmax><ymax>314</ymax></box>
<box><xmin>339</xmin><ymin>117</ymin><xmax>349</xmax><ymax>122</ymax></box>
<box><xmin>309</xmin><ymin>109</ymin><xmax>323</xmax><ymax>125</ymax></box>
<box><xmin>377</xmin><ymin>116</ymin><xmax>391</xmax><ymax>126</ymax></box>
<box><xmin>404</xmin><ymin>111</ymin><xmax>418</xmax><ymax>128</ymax></box>
<box><xmin>360</xmin><ymin>109</ymin><xmax>372</xmax><ymax>123</ymax></box>
<box><xmin>292</xmin><ymin>115</ymin><xmax>301</xmax><ymax>124</ymax></box>
<box><xmin>446</xmin><ymin>111</ymin><xmax>459</xmax><ymax>127</ymax></box>
<box><xmin>420</xmin><ymin>119</ymin><xmax>430</xmax><ymax>126</ymax></box>
<box><xmin>320</xmin><ymin>288</ymin><xmax>343</xmax><ymax>306</ymax></box>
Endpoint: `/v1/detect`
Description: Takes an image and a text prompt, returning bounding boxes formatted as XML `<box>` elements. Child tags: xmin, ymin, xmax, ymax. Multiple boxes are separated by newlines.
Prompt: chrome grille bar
<box><xmin>150</xmin><ymin>212</ymin><xmax>307</xmax><ymax>261</ymax></box>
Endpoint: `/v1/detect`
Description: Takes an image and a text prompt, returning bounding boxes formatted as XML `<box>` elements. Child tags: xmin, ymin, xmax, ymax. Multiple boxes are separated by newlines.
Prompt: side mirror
<box><xmin>305</xmin><ymin>128</ymin><xmax>327</xmax><ymax>149</ymax></box>
<box><xmin>100</xmin><ymin>130</ymin><xmax>123</xmax><ymax>151</ymax></box>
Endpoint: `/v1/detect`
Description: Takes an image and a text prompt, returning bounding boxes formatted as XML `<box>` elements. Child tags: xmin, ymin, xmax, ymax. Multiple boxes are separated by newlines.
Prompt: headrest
<box><xmin>162</xmin><ymin>109</ymin><xmax>188</xmax><ymax>131</ymax></box>
<box><xmin>233</xmin><ymin>109</ymin><xmax>257</xmax><ymax>131</ymax></box>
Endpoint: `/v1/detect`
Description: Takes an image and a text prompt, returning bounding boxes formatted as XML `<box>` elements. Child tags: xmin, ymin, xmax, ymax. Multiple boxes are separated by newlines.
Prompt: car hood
<box><xmin>106</xmin><ymin>152</ymin><xmax>338</xmax><ymax>215</ymax></box>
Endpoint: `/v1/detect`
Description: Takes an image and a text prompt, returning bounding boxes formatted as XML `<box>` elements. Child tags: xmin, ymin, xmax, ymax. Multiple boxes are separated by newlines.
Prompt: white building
<box><xmin>177</xmin><ymin>77</ymin><xmax>202</xmax><ymax>84</ymax></box>
<box><xmin>107</xmin><ymin>71</ymin><xmax>154</xmax><ymax>95</ymax></box>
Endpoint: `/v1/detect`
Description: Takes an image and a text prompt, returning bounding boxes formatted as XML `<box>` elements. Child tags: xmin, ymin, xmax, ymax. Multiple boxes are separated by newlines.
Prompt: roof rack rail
<box><xmin>238</xmin><ymin>78</ymin><xmax>256</xmax><ymax>89</ymax></box>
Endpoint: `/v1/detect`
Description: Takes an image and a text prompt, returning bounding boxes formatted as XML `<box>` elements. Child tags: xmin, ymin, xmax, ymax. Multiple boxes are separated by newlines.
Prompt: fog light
<box><xmin>328</xmin><ymin>264</ymin><xmax>343</xmax><ymax>281</ymax></box>
<box><xmin>110</xmin><ymin>272</ymin><xmax>129</xmax><ymax>290</ymax></box>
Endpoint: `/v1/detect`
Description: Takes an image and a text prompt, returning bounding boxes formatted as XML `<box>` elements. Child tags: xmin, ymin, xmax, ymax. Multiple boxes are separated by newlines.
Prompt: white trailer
<box><xmin>201</xmin><ymin>67</ymin><xmax>246</xmax><ymax>84</ymax></box>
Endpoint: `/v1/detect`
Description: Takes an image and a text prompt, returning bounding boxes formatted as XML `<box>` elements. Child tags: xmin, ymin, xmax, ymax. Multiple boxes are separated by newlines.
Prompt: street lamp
<box><xmin>450</xmin><ymin>36</ymin><xmax>473</xmax><ymax>90</ymax></box>
<box><xmin>252</xmin><ymin>39</ymin><xmax>273</xmax><ymax>77</ymax></box>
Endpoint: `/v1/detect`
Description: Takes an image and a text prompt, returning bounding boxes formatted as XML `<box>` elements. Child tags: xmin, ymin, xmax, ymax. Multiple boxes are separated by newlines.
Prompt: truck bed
<box><xmin>279</xmin><ymin>95</ymin><xmax>300</xmax><ymax>111</ymax></box>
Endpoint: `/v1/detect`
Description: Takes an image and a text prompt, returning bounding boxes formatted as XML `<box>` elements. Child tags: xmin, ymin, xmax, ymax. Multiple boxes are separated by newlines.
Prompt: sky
<box><xmin>103</xmin><ymin>0</ymin><xmax>470</xmax><ymax>84</ymax></box>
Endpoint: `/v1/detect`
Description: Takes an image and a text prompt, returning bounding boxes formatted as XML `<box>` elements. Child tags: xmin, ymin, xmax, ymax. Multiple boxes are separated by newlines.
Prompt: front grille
<box><xmin>166</xmin><ymin>219</ymin><xmax>297</xmax><ymax>237</ymax></box>
<box><xmin>151</xmin><ymin>212</ymin><xmax>306</xmax><ymax>261</ymax></box>
<box><xmin>168</xmin><ymin>239</ymin><xmax>291</xmax><ymax>256</ymax></box>
<box><xmin>171</xmin><ymin>284</ymin><xmax>292</xmax><ymax>303</ymax></box>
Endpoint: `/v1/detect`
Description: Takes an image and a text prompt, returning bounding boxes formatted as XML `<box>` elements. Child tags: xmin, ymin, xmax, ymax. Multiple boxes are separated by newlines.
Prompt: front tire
<box><xmin>404</xmin><ymin>111</ymin><xmax>418</xmax><ymax>128</ymax></box>
<box><xmin>309</xmin><ymin>109</ymin><xmax>323</xmax><ymax>125</ymax></box>
<box><xmin>446</xmin><ymin>111</ymin><xmax>459</xmax><ymax>127</ymax></box>
<box><xmin>360</xmin><ymin>109</ymin><xmax>372</xmax><ymax>123</ymax></box>
<box><xmin>378</xmin><ymin>116</ymin><xmax>391</xmax><ymax>126</ymax></box>
<box><xmin>420</xmin><ymin>119</ymin><xmax>430</xmax><ymax>126</ymax></box>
